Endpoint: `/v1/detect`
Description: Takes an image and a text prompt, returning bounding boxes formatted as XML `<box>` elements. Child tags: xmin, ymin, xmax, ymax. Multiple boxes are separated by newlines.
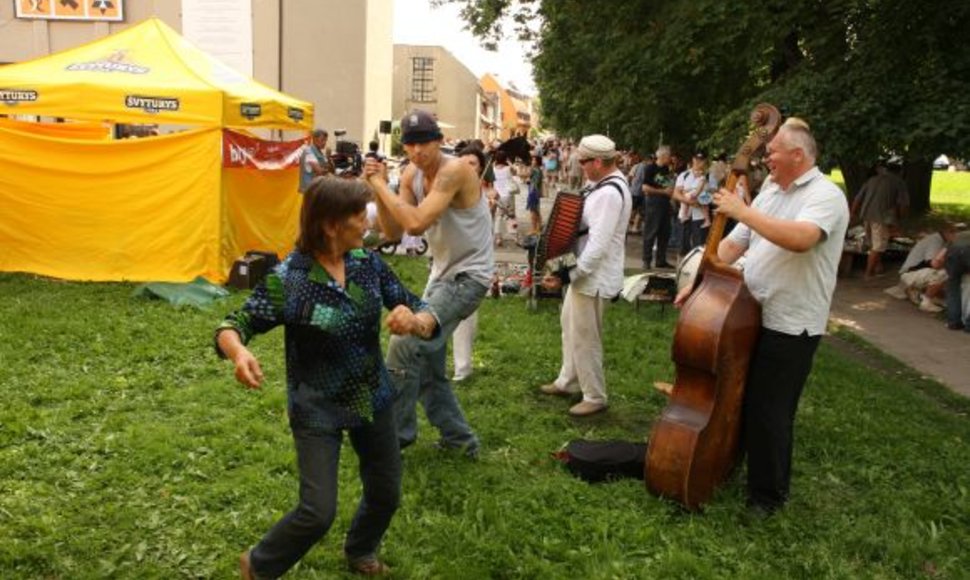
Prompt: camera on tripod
<box><xmin>331</xmin><ymin>129</ymin><xmax>362</xmax><ymax>177</ymax></box>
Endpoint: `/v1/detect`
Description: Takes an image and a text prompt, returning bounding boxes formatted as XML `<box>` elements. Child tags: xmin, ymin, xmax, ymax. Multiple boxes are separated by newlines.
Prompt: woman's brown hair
<box><xmin>296</xmin><ymin>176</ymin><xmax>371</xmax><ymax>255</ymax></box>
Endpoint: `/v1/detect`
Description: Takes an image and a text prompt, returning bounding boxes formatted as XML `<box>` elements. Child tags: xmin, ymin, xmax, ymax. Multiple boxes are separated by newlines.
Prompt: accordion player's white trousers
<box><xmin>554</xmin><ymin>285</ymin><xmax>609</xmax><ymax>405</ymax></box>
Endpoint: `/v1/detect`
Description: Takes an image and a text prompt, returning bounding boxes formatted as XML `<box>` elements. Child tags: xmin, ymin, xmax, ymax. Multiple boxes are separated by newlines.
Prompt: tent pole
<box><xmin>277</xmin><ymin>0</ymin><xmax>285</xmax><ymax>141</ymax></box>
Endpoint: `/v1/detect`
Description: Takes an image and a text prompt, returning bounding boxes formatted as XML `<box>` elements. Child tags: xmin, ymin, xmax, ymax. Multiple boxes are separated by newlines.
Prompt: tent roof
<box><xmin>0</xmin><ymin>17</ymin><xmax>312</xmax><ymax>130</ymax></box>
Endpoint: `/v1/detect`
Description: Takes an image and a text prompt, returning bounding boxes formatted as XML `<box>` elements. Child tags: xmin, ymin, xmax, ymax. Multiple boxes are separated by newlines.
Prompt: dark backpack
<box><xmin>554</xmin><ymin>439</ymin><xmax>647</xmax><ymax>483</ymax></box>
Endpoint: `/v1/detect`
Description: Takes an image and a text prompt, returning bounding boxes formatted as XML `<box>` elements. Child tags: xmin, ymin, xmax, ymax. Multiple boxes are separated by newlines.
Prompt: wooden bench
<box><xmin>635</xmin><ymin>273</ymin><xmax>677</xmax><ymax>315</ymax></box>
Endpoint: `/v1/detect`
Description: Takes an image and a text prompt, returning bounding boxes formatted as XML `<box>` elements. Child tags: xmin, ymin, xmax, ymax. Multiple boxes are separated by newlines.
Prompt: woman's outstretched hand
<box><xmin>386</xmin><ymin>305</ymin><xmax>437</xmax><ymax>338</ymax></box>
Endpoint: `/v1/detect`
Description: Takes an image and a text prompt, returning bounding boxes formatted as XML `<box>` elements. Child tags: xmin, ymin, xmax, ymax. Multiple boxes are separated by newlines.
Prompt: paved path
<box><xmin>828</xmin><ymin>274</ymin><xmax>970</xmax><ymax>397</ymax></box>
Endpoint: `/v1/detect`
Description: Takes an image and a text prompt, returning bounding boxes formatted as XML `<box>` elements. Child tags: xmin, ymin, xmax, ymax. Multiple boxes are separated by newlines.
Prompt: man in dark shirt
<box><xmin>850</xmin><ymin>163</ymin><xmax>909</xmax><ymax>278</ymax></box>
<box><xmin>641</xmin><ymin>146</ymin><xmax>675</xmax><ymax>269</ymax></box>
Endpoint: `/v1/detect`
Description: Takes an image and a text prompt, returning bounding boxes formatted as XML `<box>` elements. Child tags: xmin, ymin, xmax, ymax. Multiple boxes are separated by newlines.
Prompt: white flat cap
<box><xmin>577</xmin><ymin>134</ymin><xmax>617</xmax><ymax>160</ymax></box>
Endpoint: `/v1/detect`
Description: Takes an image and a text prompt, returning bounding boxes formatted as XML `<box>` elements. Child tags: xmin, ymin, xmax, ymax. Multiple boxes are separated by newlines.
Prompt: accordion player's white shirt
<box><xmin>571</xmin><ymin>168</ymin><xmax>632</xmax><ymax>298</ymax></box>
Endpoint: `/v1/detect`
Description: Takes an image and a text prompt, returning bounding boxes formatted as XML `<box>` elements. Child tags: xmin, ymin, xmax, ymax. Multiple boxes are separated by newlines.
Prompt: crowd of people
<box><xmin>499</xmin><ymin>134</ymin><xmax>970</xmax><ymax>333</ymax></box>
<box><xmin>219</xmin><ymin>109</ymin><xmax>967</xmax><ymax>577</ymax></box>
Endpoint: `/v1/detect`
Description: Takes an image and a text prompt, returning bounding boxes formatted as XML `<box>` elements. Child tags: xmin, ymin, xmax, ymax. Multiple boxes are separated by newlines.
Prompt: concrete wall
<box><xmin>393</xmin><ymin>44</ymin><xmax>479</xmax><ymax>141</ymax></box>
<box><xmin>362</xmin><ymin>0</ymin><xmax>394</xmax><ymax>146</ymax></box>
<box><xmin>0</xmin><ymin>0</ymin><xmax>393</xmax><ymax>145</ymax></box>
<box><xmin>271</xmin><ymin>0</ymin><xmax>392</xmax><ymax>144</ymax></box>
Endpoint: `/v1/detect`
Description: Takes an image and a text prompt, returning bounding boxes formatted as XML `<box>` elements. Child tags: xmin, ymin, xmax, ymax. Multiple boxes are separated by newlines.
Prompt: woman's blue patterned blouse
<box><xmin>217</xmin><ymin>249</ymin><xmax>431</xmax><ymax>429</ymax></box>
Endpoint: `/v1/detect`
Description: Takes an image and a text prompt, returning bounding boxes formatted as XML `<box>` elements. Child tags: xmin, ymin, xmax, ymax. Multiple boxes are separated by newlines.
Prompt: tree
<box><xmin>441</xmin><ymin>0</ymin><xmax>970</xmax><ymax>212</ymax></box>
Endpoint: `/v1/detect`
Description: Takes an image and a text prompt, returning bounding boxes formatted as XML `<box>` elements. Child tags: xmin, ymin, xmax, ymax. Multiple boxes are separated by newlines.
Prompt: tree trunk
<box><xmin>839</xmin><ymin>161</ymin><xmax>871</xmax><ymax>201</ymax></box>
<box><xmin>901</xmin><ymin>160</ymin><xmax>932</xmax><ymax>215</ymax></box>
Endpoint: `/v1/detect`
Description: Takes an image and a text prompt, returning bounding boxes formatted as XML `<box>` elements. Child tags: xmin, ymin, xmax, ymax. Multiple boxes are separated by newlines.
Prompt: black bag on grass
<box><xmin>555</xmin><ymin>439</ymin><xmax>647</xmax><ymax>483</ymax></box>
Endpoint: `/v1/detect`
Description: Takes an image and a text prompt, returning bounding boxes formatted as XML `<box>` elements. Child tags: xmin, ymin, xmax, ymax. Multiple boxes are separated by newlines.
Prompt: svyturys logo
<box><xmin>240</xmin><ymin>103</ymin><xmax>262</xmax><ymax>119</ymax></box>
<box><xmin>0</xmin><ymin>89</ymin><xmax>38</xmax><ymax>105</ymax></box>
<box><xmin>66</xmin><ymin>50</ymin><xmax>149</xmax><ymax>74</ymax></box>
<box><xmin>125</xmin><ymin>95</ymin><xmax>179</xmax><ymax>114</ymax></box>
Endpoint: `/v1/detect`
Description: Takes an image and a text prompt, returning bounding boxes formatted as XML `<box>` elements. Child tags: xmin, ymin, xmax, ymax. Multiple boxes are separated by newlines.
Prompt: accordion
<box><xmin>532</xmin><ymin>190</ymin><xmax>584</xmax><ymax>277</ymax></box>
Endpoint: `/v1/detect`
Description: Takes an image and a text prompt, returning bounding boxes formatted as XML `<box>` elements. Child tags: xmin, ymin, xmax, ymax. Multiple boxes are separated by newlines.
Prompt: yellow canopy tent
<box><xmin>0</xmin><ymin>17</ymin><xmax>313</xmax><ymax>283</ymax></box>
<box><xmin>0</xmin><ymin>16</ymin><xmax>312</xmax><ymax>130</ymax></box>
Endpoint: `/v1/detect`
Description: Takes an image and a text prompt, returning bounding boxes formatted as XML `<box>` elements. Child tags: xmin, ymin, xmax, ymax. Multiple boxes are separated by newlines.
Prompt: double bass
<box><xmin>646</xmin><ymin>103</ymin><xmax>782</xmax><ymax>510</ymax></box>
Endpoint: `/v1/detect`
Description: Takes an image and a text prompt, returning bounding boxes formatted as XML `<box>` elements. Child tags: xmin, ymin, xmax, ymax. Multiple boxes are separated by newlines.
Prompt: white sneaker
<box><xmin>919</xmin><ymin>296</ymin><xmax>943</xmax><ymax>313</ymax></box>
<box><xmin>883</xmin><ymin>284</ymin><xmax>907</xmax><ymax>300</ymax></box>
<box><xmin>906</xmin><ymin>287</ymin><xmax>921</xmax><ymax>305</ymax></box>
<box><xmin>452</xmin><ymin>373</ymin><xmax>471</xmax><ymax>383</ymax></box>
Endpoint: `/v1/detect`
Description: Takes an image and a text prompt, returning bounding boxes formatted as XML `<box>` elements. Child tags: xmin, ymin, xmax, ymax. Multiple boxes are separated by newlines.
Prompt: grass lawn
<box><xmin>2</xmin><ymin>258</ymin><xmax>970</xmax><ymax>578</ymax></box>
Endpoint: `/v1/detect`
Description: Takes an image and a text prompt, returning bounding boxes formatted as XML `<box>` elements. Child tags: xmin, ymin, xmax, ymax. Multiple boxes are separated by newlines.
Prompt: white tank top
<box><xmin>411</xmin><ymin>159</ymin><xmax>495</xmax><ymax>286</ymax></box>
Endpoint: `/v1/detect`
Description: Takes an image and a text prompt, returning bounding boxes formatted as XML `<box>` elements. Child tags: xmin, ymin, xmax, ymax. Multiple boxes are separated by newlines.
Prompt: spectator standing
<box><xmin>298</xmin><ymin>129</ymin><xmax>332</xmax><ymax>193</ymax></box>
<box><xmin>567</xmin><ymin>144</ymin><xmax>584</xmax><ymax>190</ymax></box>
<box><xmin>851</xmin><ymin>163</ymin><xmax>910</xmax><ymax>278</ymax></box>
<box><xmin>675</xmin><ymin>153</ymin><xmax>711</xmax><ymax>255</ymax></box>
<box><xmin>452</xmin><ymin>146</ymin><xmax>491</xmax><ymax>382</ymax></box>
<box><xmin>628</xmin><ymin>152</ymin><xmax>646</xmax><ymax>234</ymax></box>
<box><xmin>641</xmin><ymin>146</ymin><xmax>675</xmax><ymax>269</ymax></box>
<box><xmin>492</xmin><ymin>150</ymin><xmax>519</xmax><ymax>247</ymax></box>
<box><xmin>527</xmin><ymin>155</ymin><xmax>544</xmax><ymax>235</ymax></box>
<box><xmin>544</xmin><ymin>144</ymin><xmax>560</xmax><ymax>193</ymax></box>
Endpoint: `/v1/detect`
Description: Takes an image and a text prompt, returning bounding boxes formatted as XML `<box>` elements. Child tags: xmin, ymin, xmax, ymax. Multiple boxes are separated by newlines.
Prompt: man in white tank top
<box><xmin>364</xmin><ymin>109</ymin><xmax>494</xmax><ymax>457</ymax></box>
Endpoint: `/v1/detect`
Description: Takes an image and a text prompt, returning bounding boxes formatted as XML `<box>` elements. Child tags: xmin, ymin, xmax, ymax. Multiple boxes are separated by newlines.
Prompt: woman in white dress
<box><xmin>451</xmin><ymin>146</ymin><xmax>490</xmax><ymax>381</ymax></box>
<box><xmin>491</xmin><ymin>150</ymin><xmax>518</xmax><ymax>247</ymax></box>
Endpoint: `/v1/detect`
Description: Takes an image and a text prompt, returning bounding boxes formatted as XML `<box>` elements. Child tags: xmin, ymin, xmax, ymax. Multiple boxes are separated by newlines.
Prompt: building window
<box><xmin>411</xmin><ymin>57</ymin><xmax>435</xmax><ymax>102</ymax></box>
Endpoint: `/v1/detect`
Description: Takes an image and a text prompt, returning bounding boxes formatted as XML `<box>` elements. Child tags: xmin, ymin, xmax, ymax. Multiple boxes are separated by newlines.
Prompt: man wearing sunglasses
<box><xmin>538</xmin><ymin>135</ymin><xmax>632</xmax><ymax>417</ymax></box>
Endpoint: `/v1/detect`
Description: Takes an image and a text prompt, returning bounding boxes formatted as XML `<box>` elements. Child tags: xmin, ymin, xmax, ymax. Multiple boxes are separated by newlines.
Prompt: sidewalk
<box><xmin>828</xmin><ymin>274</ymin><xmax>970</xmax><ymax>397</ymax></box>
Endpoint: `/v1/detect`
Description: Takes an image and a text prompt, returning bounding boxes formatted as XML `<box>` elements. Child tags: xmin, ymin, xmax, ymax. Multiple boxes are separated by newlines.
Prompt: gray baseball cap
<box><xmin>400</xmin><ymin>109</ymin><xmax>443</xmax><ymax>144</ymax></box>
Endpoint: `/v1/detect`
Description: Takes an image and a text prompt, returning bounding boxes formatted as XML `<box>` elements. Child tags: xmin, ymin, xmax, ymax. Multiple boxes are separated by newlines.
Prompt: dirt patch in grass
<box><xmin>822</xmin><ymin>333</ymin><xmax>899</xmax><ymax>376</ymax></box>
<box><xmin>824</xmin><ymin>331</ymin><xmax>970</xmax><ymax>417</ymax></box>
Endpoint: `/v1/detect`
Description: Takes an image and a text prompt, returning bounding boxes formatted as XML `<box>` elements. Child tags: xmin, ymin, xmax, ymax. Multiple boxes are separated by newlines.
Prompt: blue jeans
<box><xmin>249</xmin><ymin>406</ymin><xmax>401</xmax><ymax>578</ymax></box>
<box><xmin>388</xmin><ymin>273</ymin><xmax>487</xmax><ymax>454</ymax></box>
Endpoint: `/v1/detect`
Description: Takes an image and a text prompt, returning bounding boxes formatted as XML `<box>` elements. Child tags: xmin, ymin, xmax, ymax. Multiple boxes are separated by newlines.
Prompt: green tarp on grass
<box><xmin>132</xmin><ymin>277</ymin><xmax>229</xmax><ymax>308</ymax></box>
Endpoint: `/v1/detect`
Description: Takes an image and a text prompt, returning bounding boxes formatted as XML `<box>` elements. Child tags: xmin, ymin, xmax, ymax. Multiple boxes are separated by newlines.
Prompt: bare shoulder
<box><xmin>437</xmin><ymin>158</ymin><xmax>479</xmax><ymax>208</ymax></box>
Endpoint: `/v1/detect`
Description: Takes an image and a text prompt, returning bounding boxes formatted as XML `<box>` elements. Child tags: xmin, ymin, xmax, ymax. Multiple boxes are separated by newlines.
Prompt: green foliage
<box><xmin>2</xmin><ymin>260</ymin><xmax>970</xmax><ymax>578</ymax></box>
<box><xmin>443</xmin><ymin>0</ymin><xmax>970</xmax><ymax>168</ymax></box>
